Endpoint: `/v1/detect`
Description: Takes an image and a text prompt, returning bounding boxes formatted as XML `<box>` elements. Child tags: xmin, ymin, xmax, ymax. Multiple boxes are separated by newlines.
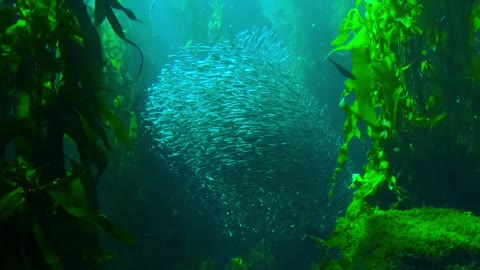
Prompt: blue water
<box><xmin>98</xmin><ymin>0</ymin><xmax>359</xmax><ymax>269</ymax></box>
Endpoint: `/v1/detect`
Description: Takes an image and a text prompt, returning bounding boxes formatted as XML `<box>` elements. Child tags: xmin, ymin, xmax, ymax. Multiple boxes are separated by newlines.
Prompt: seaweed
<box><xmin>321</xmin><ymin>0</ymin><xmax>480</xmax><ymax>268</ymax></box>
<box><xmin>0</xmin><ymin>0</ymin><xmax>140</xmax><ymax>269</ymax></box>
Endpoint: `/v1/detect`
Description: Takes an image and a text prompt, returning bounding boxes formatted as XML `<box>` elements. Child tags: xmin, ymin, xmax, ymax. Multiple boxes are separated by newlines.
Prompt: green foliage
<box><xmin>101</xmin><ymin>22</ymin><xmax>127</xmax><ymax>73</ymax></box>
<box><xmin>98</xmin><ymin>20</ymin><xmax>140</xmax><ymax>175</ymax></box>
<box><xmin>0</xmin><ymin>157</ymin><xmax>135</xmax><ymax>269</ymax></box>
<box><xmin>94</xmin><ymin>0</ymin><xmax>143</xmax><ymax>74</ymax></box>
<box><xmin>327</xmin><ymin>0</ymin><xmax>480</xmax><ymax>207</ymax></box>
<box><xmin>328</xmin><ymin>0</ymin><xmax>428</xmax><ymax>198</ymax></box>
<box><xmin>0</xmin><ymin>0</ymin><xmax>140</xmax><ymax>269</ymax></box>
<box><xmin>324</xmin><ymin>208</ymin><xmax>480</xmax><ymax>269</ymax></box>
<box><xmin>322</xmin><ymin>0</ymin><xmax>480</xmax><ymax>268</ymax></box>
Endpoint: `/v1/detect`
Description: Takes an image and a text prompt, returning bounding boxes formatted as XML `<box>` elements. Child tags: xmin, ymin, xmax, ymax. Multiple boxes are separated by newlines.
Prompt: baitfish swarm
<box><xmin>143</xmin><ymin>27</ymin><xmax>347</xmax><ymax>243</ymax></box>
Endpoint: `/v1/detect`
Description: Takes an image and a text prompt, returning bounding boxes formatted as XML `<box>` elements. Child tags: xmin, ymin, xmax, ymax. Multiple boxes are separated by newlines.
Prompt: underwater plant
<box><xmin>320</xmin><ymin>0</ymin><xmax>480</xmax><ymax>268</ymax></box>
<box><xmin>0</xmin><ymin>0</ymin><xmax>141</xmax><ymax>269</ymax></box>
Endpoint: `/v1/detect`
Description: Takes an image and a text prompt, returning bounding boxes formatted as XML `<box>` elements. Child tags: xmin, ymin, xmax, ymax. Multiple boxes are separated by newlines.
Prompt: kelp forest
<box><xmin>0</xmin><ymin>0</ymin><xmax>139</xmax><ymax>269</ymax></box>
<box><xmin>3</xmin><ymin>0</ymin><xmax>480</xmax><ymax>270</ymax></box>
<box><xmin>317</xmin><ymin>0</ymin><xmax>480</xmax><ymax>269</ymax></box>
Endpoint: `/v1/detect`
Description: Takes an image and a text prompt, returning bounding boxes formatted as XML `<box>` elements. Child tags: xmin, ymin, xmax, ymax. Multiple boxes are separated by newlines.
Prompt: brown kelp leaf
<box><xmin>76</xmin><ymin>104</ymin><xmax>112</xmax><ymax>151</ymax></box>
<box><xmin>104</xmin><ymin>5</ymin><xmax>144</xmax><ymax>74</ymax></box>
<box><xmin>76</xmin><ymin>139</ymin><xmax>108</xmax><ymax>182</ymax></box>
<box><xmin>61</xmin><ymin>206</ymin><xmax>137</xmax><ymax>246</ymax></box>
<box><xmin>94</xmin><ymin>0</ymin><xmax>107</xmax><ymax>25</ymax></box>
<box><xmin>61</xmin><ymin>109</ymin><xmax>108</xmax><ymax>181</ymax></box>
<box><xmin>109</xmin><ymin>0</ymin><xmax>143</xmax><ymax>23</ymax></box>
<box><xmin>328</xmin><ymin>57</ymin><xmax>357</xmax><ymax>80</ymax></box>
<box><xmin>32</xmin><ymin>217</ymin><xmax>63</xmax><ymax>270</ymax></box>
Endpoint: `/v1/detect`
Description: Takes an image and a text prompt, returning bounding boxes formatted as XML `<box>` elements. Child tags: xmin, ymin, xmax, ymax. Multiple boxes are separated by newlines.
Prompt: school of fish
<box><xmin>142</xmin><ymin>27</ymin><xmax>350</xmax><ymax>244</ymax></box>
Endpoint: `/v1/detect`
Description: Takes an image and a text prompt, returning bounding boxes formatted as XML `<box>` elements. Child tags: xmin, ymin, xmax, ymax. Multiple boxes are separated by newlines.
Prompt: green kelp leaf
<box><xmin>98</xmin><ymin>96</ymin><xmax>130</xmax><ymax>145</ymax></box>
<box><xmin>349</xmin><ymin>31</ymin><xmax>377</xmax><ymax>127</ymax></box>
<box><xmin>32</xmin><ymin>0</ymin><xmax>50</xmax><ymax>13</ymax></box>
<box><xmin>69</xmin><ymin>34</ymin><xmax>84</xmax><ymax>44</ymax></box>
<box><xmin>50</xmin><ymin>172</ymin><xmax>89</xmax><ymax>210</ymax></box>
<box><xmin>47</xmin><ymin>0</ymin><xmax>58</xmax><ymax>30</ymax></box>
<box><xmin>473</xmin><ymin>4</ymin><xmax>480</xmax><ymax>32</ymax></box>
<box><xmin>340</xmin><ymin>98</ymin><xmax>362</xmax><ymax>141</ymax></box>
<box><xmin>392</xmin><ymin>86</ymin><xmax>403</xmax><ymax>130</ymax></box>
<box><xmin>128</xmin><ymin>112</ymin><xmax>138</xmax><ymax>142</ymax></box>
<box><xmin>17</xmin><ymin>91</ymin><xmax>30</xmax><ymax>119</ymax></box>
<box><xmin>62</xmin><ymin>206</ymin><xmax>137</xmax><ymax>246</ymax></box>
<box><xmin>0</xmin><ymin>187</ymin><xmax>24</xmax><ymax>220</ymax></box>
<box><xmin>6</xmin><ymin>19</ymin><xmax>27</xmax><ymax>36</ymax></box>
<box><xmin>47</xmin><ymin>10</ymin><xmax>58</xmax><ymax>31</ymax></box>
<box><xmin>429</xmin><ymin>112</ymin><xmax>447</xmax><ymax>131</ymax></box>
<box><xmin>76</xmin><ymin>105</ymin><xmax>112</xmax><ymax>151</ymax></box>
<box><xmin>331</xmin><ymin>32</ymin><xmax>350</xmax><ymax>47</ymax></box>
<box><xmin>329</xmin><ymin>8</ymin><xmax>363</xmax><ymax>48</ymax></box>
<box><xmin>330</xmin><ymin>100</ymin><xmax>362</xmax><ymax>201</ymax></box>
<box><xmin>76</xmin><ymin>141</ymin><xmax>108</xmax><ymax>181</ymax></box>
<box><xmin>372</xmin><ymin>53</ymin><xmax>410</xmax><ymax>130</ymax></box>
<box><xmin>0</xmin><ymin>44</ymin><xmax>11</xmax><ymax>54</ymax></box>
<box><xmin>345</xmin><ymin>82</ymin><xmax>376</xmax><ymax>128</ymax></box>
<box><xmin>337</xmin><ymin>143</ymin><xmax>350</xmax><ymax>168</ymax></box>
<box><xmin>32</xmin><ymin>217</ymin><xmax>63</xmax><ymax>270</ymax></box>
<box><xmin>326</xmin><ymin>26</ymin><xmax>367</xmax><ymax>59</ymax></box>
<box><xmin>76</xmin><ymin>110</ymin><xmax>105</xmax><ymax>142</ymax></box>
<box><xmin>61</xmin><ymin>109</ymin><xmax>109</xmax><ymax>180</ymax></box>
<box><xmin>349</xmin><ymin>8</ymin><xmax>364</xmax><ymax>29</ymax></box>
<box><xmin>389</xmin><ymin>0</ymin><xmax>409</xmax><ymax>18</ymax></box>
<box><xmin>104</xmin><ymin>5</ymin><xmax>144</xmax><ymax>74</ymax></box>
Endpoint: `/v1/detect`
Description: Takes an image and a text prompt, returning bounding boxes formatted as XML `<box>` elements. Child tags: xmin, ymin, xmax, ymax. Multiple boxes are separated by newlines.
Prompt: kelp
<box><xmin>0</xmin><ymin>158</ymin><xmax>136</xmax><ymax>269</ymax></box>
<box><xmin>322</xmin><ymin>0</ymin><xmax>480</xmax><ymax>267</ymax></box>
<box><xmin>0</xmin><ymin>0</ymin><xmax>140</xmax><ymax>269</ymax></box>
<box><xmin>99</xmin><ymin>22</ymin><xmax>140</xmax><ymax>174</ymax></box>
<box><xmin>328</xmin><ymin>0</ymin><xmax>432</xmax><ymax>205</ymax></box>
<box><xmin>93</xmin><ymin>0</ymin><xmax>144</xmax><ymax>74</ymax></box>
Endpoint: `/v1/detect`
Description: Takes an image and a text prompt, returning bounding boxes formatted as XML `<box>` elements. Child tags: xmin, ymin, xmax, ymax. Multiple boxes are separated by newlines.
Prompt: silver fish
<box><xmin>142</xmin><ymin>26</ymin><xmax>352</xmax><ymax>244</ymax></box>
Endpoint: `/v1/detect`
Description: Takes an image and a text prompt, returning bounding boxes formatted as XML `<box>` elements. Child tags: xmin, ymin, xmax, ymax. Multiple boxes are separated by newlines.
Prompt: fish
<box><xmin>142</xmin><ymin>26</ymin><xmax>351</xmax><ymax>244</ymax></box>
<box><xmin>184</xmin><ymin>39</ymin><xmax>193</xmax><ymax>49</ymax></box>
<box><xmin>328</xmin><ymin>57</ymin><xmax>357</xmax><ymax>80</ymax></box>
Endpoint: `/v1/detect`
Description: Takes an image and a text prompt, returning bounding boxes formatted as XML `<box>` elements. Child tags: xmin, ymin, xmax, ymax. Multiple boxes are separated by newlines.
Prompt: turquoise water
<box><xmin>98</xmin><ymin>1</ymin><xmax>357</xmax><ymax>269</ymax></box>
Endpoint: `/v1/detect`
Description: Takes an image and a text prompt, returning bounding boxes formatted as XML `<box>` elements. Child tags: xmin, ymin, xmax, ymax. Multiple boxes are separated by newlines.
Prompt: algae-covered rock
<box><xmin>323</xmin><ymin>207</ymin><xmax>480</xmax><ymax>269</ymax></box>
